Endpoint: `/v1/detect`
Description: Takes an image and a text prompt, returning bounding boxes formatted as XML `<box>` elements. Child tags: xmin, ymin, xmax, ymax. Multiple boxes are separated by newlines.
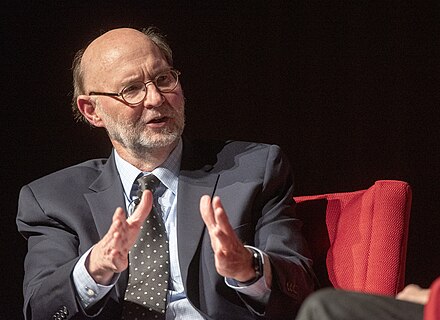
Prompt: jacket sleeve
<box><xmin>16</xmin><ymin>184</ymin><xmax>88</xmax><ymax>320</ymax></box>
<box><xmin>252</xmin><ymin>144</ymin><xmax>316</xmax><ymax>318</ymax></box>
<box><xmin>16</xmin><ymin>182</ymin><xmax>114</xmax><ymax>320</ymax></box>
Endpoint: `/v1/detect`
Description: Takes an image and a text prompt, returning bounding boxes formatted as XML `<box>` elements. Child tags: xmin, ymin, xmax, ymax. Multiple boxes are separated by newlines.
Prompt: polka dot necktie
<box><xmin>122</xmin><ymin>174</ymin><xmax>170</xmax><ymax>320</ymax></box>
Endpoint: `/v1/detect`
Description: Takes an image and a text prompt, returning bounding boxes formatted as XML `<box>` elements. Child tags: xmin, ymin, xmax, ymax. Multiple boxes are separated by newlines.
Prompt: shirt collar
<box><xmin>114</xmin><ymin>138</ymin><xmax>182</xmax><ymax>199</ymax></box>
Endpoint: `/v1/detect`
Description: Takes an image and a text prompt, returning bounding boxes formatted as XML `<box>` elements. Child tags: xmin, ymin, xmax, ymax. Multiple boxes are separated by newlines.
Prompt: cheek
<box><xmin>129</xmin><ymin>106</ymin><xmax>146</xmax><ymax>119</ymax></box>
<box><xmin>168</xmin><ymin>91</ymin><xmax>185</xmax><ymax>112</ymax></box>
<box><xmin>98</xmin><ymin>102</ymin><xmax>139</xmax><ymax>124</ymax></box>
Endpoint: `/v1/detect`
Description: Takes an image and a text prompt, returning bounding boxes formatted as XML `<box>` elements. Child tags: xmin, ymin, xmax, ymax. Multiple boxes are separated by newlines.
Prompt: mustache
<box><xmin>140</xmin><ymin>114</ymin><xmax>175</xmax><ymax>126</ymax></box>
<box><xmin>139</xmin><ymin>105</ymin><xmax>179</xmax><ymax>122</ymax></box>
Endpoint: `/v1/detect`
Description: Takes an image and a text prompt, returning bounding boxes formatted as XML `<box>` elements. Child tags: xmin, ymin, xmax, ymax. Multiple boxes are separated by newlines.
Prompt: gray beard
<box><xmin>115</xmin><ymin>128</ymin><xmax>182</xmax><ymax>156</ymax></box>
<box><xmin>95</xmin><ymin>100</ymin><xmax>185</xmax><ymax>158</ymax></box>
<box><xmin>107</xmin><ymin>119</ymin><xmax>184</xmax><ymax>157</ymax></box>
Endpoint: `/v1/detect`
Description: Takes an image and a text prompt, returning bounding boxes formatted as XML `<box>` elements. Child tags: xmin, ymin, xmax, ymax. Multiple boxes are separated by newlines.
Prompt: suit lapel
<box><xmin>177</xmin><ymin>170</ymin><xmax>218</xmax><ymax>287</ymax></box>
<box><xmin>85</xmin><ymin>152</ymin><xmax>125</xmax><ymax>238</ymax></box>
<box><xmin>83</xmin><ymin>151</ymin><xmax>128</xmax><ymax>298</ymax></box>
<box><xmin>177</xmin><ymin>138</ymin><xmax>225</xmax><ymax>288</ymax></box>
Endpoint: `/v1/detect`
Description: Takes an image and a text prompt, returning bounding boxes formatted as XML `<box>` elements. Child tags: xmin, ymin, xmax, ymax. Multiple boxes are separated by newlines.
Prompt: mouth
<box><xmin>146</xmin><ymin>116</ymin><xmax>170</xmax><ymax>127</ymax></box>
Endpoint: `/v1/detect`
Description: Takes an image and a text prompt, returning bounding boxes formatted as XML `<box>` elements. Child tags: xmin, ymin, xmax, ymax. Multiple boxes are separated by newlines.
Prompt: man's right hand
<box><xmin>86</xmin><ymin>190</ymin><xmax>153</xmax><ymax>285</ymax></box>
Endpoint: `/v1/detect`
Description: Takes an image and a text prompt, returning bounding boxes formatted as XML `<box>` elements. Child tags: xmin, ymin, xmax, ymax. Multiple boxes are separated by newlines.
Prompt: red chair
<box><xmin>424</xmin><ymin>276</ymin><xmax>440</xmax><ymax>320</ymax></box>
<box><xmin>294</xmin><ymin>180</ymin><xmax>412</xmax><ymax>296</ymax></box>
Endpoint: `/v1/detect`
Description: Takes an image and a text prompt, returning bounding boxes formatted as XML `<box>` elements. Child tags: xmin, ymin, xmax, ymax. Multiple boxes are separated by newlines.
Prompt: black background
<box><xmin>2</xmin><ymin>1</ymin><xmax>439</xmax><ymax>319</ymax></box>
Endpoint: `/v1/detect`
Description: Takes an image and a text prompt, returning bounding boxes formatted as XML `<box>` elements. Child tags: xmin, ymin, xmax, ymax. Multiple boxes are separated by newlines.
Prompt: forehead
<box><xmin>82</xmin><ymin>29</ymin><xmax>168</xmax><ymax>88</ymax></box>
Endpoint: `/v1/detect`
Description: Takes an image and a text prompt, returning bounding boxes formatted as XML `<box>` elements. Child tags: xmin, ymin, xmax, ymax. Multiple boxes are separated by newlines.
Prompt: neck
<box><xmin>112</xmin><ymin>140</ymin><xmax>178</xmax><ymax>172</ymax></box>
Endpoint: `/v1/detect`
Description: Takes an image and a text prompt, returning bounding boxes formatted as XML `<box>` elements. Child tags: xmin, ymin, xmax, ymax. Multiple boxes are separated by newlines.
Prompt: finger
<box><xmin>111</xmin><ymin>231</ymin><xmax>129</xmax><ymax>258</ymax></box>
<box><xmin>107</xmin><ymin>207</ymin><xmax>127</xmax><ymax>236</ymax></box>
<box><xmin>112</xmin><ymin>207</ymin><xmax>126</xmax><ymax>223</ymax></box>
<box><xmin>212</xmin><ymin>197</ymin><xmax>235</xmax><ymax>236</ymax></box>
<box><xmin>128</xmin><ymin>190</ymin><xmax>153</xmax><ymax>226</ymax></box>
<box><xmin>211</xmin><ymin>225</ymin><xmax>239</xmax><ymax>253</ymax></box>
<box><xmin>200</xmin><ymin>195</ymin><xmax>216</xmax><ymax>228</ymax></box>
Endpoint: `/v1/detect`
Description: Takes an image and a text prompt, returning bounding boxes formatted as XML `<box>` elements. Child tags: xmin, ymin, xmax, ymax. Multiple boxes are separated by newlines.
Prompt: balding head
<box><xmin>81</xmin><ymin>29</ymin><xmax>161</xmax><ymax>91</ymax></box>
<box><xmin>71</xmin><ymin>27</ymin><xmax>173</xmax><ymax>122</ymax></box>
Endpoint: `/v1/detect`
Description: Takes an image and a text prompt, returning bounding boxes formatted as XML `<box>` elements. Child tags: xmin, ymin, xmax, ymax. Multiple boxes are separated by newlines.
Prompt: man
<box><xmin>295</xmin><ymin>277</ymin><xmax>440</xmax><ymax>320</ymax></box>
<box><xmin>17</xmin><ymin>27</ymin><xmax>315</xmax><ymax>320</ymax></box>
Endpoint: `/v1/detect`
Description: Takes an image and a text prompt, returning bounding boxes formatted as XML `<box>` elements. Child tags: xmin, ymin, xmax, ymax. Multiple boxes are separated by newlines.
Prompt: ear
<box><xmin>77</xmin><ymin>95</ymin><xmax>104</xmax><ymax>127</ymax></box>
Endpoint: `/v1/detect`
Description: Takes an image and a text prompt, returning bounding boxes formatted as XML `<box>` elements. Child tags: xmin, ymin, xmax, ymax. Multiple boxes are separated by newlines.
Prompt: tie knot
<box><xmin>136</xmin><ymin>173</ymin><xmax>160</xmax><ymax>199</ymax></box>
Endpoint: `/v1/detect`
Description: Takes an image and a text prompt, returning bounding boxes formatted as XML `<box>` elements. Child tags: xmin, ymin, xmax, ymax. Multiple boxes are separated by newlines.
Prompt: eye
<box><xmin>156</xmin><ymin>72</ymin><xmax>173</xmax><ymax>87</ymax></box>
<box><xmin>122</xmin><ymin>82</ymin><xmax>144</xmax><ymax>96</ymax></box>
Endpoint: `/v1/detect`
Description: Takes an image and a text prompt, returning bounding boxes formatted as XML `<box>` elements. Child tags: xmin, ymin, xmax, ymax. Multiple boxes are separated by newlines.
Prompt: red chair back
<box><xmin>294</xmin><ymin>180</ymin><xmax>412</xmax><ymax>295</ymax></box>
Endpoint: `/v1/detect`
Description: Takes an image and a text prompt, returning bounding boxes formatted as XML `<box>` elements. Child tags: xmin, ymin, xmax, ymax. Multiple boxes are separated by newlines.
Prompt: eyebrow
<box><xmin>119</xmin><ymin>68</ymin><xmax>172</xmax><ymax>87</ymax></box>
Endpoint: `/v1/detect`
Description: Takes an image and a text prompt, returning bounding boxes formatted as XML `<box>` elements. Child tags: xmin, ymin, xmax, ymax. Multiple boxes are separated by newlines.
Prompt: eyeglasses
<box><xmin>88</xmin><ymin>69</ymin><xmax>181</xmax><ymax>106</ymax></box>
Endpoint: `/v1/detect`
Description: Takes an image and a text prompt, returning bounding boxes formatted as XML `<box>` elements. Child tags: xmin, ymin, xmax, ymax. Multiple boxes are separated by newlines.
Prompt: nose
<box><xmin>143</xmin><ymin>83</ymin><xmax>164</xmax><ymax>109</ymax></box>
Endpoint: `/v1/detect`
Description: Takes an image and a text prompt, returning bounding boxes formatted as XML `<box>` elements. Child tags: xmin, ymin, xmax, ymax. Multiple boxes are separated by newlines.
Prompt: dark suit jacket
<box><xmin>17</xmin><ymin>139</ymin><xmax>315</xmax><ymax>320</ymax></box>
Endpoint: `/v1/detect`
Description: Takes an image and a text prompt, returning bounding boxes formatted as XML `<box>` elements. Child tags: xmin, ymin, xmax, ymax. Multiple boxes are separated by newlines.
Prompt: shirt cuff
<box><xmin>72</xmin><ymin>246</ymin><xmax>120</xmax><ymax>308</ymax></box>
<box><xmin>224</xmin><ymin>246</ymin><xmax>272</xmax><ymax>304</ymax></box>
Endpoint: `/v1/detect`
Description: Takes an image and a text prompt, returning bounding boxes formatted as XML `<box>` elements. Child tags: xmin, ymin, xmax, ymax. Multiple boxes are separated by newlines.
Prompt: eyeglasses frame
<box><xmin>88</xmin><ymin>68</ymin><xmax>181</xmax><ymax>106</ymax></box>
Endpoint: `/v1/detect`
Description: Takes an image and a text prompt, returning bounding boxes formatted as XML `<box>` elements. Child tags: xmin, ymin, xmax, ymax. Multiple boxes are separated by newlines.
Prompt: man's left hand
<box><xmin>200</xmin><ymin>195</ymin><xmax>256</xmax><ymax>282</ymax></box>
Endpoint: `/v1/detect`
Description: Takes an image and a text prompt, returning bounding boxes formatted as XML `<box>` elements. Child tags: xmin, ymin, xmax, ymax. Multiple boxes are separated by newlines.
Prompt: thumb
<box><xmin>128</xmin><ymin>190</ymin><xmax>153</xmax><ymax>226</ymax></box>
<box><xmin>200</xmin><ymin>195</ymin><xmax>214</xmax><ymax>226</ymax></box>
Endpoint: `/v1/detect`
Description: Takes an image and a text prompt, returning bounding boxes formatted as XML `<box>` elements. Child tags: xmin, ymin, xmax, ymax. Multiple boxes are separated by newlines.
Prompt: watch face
<box><xmin>252</xmin><ymin>250</ymin><xmax>263</xmax><ymax>278</ymax></box>
<box><xmin>240</xmin><ymin>248</ymin><xmax>263</xmax><ymax>285</ymax></box>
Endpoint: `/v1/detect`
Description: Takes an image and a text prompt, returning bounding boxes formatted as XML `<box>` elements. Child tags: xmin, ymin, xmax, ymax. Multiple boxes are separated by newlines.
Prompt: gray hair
<box><xmin>71</xmin><ymin>26</ymin><xmax>174</xmax><ymax>123</ymax></box>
